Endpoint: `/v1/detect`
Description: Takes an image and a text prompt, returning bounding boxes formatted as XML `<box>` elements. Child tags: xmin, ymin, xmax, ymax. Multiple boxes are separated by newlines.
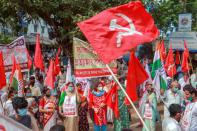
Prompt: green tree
<box><xmin>0</xmin><ymin>0</ymin><xmax>196</xmax><ymax>54</ymax></box>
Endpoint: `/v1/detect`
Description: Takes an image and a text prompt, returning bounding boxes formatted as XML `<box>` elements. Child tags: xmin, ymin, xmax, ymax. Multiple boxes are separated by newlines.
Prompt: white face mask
<box><xmin>98</xmin><ymin>86</ymin><xmax>103</xmax><ymax>91</ymax></box>
<box><xmin>32</xmin><ymin>108</ymin><xmax>38</xmax><ymax>113</ymax></box>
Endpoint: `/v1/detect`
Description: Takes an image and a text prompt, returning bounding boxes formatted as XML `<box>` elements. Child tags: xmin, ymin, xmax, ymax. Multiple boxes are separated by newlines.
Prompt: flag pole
<box><xmin>188</xmin><ymin>56</ymin><xmax>194</xmax><ymax>73</ymax></box>
<box><xmin>106</xmin><ymin>64</ymin><xmax>150</xmax><ymax>131</ymax></box>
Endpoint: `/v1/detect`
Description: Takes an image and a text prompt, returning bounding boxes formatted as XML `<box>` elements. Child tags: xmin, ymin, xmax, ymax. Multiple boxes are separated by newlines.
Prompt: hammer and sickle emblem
<box><xmin>109</xmin><ymin>13</ymin><xmax>143</xmax><ymax>47</ymax></box>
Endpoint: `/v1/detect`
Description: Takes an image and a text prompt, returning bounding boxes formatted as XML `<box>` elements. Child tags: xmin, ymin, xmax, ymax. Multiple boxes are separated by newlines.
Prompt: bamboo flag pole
<box><xmin>106</xmin><ymin>64</ymin><xmax>150</xmax><ymax>131</ymax></box>
<box><xmin>74</xmin><ymin>37</ymin><xmax>149</xmax><ymax>131</ymax></box>
<box><xmin>188</xmin><ymin>56</ymin><xmax>194</xmax><ymax>73</ymax></box>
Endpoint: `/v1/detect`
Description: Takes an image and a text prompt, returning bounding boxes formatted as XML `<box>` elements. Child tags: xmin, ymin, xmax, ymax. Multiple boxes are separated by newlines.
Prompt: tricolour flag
<box><xmin>10</xmin><ymin>56</ymin><xmax>24</xmax><ymax>96</ymax></box>
<box><xmin>151</xmin><ymin>44</ymin><xmax>167</xmax><ymax>97</ymax></box>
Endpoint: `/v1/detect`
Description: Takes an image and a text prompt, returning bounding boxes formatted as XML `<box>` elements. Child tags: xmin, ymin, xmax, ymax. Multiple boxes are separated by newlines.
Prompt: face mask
<box><xmin>68</xmin><ymin>86</ymin><xmax>74</xmax><ymax>92</ymax></box>
<box><xmin>188</xmin><ymin>97</ymin><xmax>193</xmax><ymax>102</ymax></box>
<box><xmin>18</xmin><ymin>108</ymin><xmax>27</xmax><ymax>116</ymax></box>
<box><xmin>98</xmin><ymin>86</ymin><xmax>103</xmax><ymax>91</ymax></box>
<box><xmin>32</xmin><ymin>108</ymin><xmax>38</xmax><ymax>113</ymax></box>
<box><xmin>173</xmin><ymin>87</ymin><xmax>179</xmax><ymax>93</ymax></box>
<box><xmin>26</xmin><ymin>93</ymin><xmax>32</xmax><ymax>97</ymax></box>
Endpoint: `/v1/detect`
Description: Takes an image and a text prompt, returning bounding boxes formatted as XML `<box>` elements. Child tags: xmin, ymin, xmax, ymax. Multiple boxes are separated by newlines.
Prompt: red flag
<box><xmin>26</xmin><ymin>49</ymin><xmax>32</xmax><ymax>69</ymax></box>
<box><xmin>54</xmin><ymin>47</ymin><xmax>61</xmax><ymax>76</ymax></box>
<box><xmin>77</xmin><ymin>1</ymin><xmax>159</xmax><ymax>64</ymax></box>
<box><xmin>160</xmin><ymin>40</ymin><xmax>166</xmax><ymax>61</ymax></box>
<box><xmin>125</xmin><ymin>52</ymin><xmax>148</xmax><ymax>104</ymax></box>
<box><xmin>106</xmin><ymin>83</ymin><xmax>119</xmax><ymax>118</ymax></box>
<box><xmin>45</xmin><ymin>60</ymin><xmax>55</xmax><ymax>89</ymax></box>
<box><xmin>175</xmin><ymin>50</ymin><xmax>180</xmax><ymax>65</ymax></box>
<box><xmin>181</xmin><ymin>40</ymin><xmax>190</xmax><ymax>73</ymax></box>
<box><xmin>165</xmin><ymin>46</ymin><xmax>176</xmax><ymax>77</ymax></box>
<box><xmin>0</xmin><ymin>52</ymin><xmax>6</xmax><ymax>89</ymax></box>
<box><xmin>34</xmin><ymin>34</ymin><xmax>44</xmax><ymax>71</ymax></box>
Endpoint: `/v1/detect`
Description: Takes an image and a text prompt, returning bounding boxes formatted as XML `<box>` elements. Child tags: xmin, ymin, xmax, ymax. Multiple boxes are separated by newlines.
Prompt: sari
<box><xmin>39</xmin><ymin>97</ymin><xmax>57</xmax><ymax>131</ymax></box>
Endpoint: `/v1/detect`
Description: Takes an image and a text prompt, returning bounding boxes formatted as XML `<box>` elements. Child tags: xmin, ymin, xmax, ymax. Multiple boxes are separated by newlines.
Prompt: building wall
<box><xmin>27</xmin><ymin>18</ymin><xmax>50</xmax><ymax>38</ymax></box>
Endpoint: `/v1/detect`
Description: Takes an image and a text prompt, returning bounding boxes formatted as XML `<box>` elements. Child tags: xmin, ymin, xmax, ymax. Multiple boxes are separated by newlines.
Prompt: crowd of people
<box><xmin>0</xmin><ymin>58</ymin><xmax>196</xmax><ymax>131</ymax></box>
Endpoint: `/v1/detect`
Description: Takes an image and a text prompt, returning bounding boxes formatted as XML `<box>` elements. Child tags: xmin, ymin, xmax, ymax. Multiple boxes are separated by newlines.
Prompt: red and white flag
<box><xmin>165</xmin><ymin>45</ymin><xmax>176</xmax><ymax>77</ymax></box>
<box><xmin>106</xmin><ymin>83</ymin><xmax>119</xmax><ymax>118</ymax></box>
<box><xmin>78</xmin><ymin>1</ymin><xmax>159</xmax><ymax>64</ymax></box>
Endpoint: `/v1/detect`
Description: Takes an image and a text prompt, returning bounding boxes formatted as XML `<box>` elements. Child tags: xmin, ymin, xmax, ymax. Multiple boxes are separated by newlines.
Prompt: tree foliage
<box><xmin>0</xmin><ymin>0</ymin><xmax>196</xmax><ymax>55</ymax></box>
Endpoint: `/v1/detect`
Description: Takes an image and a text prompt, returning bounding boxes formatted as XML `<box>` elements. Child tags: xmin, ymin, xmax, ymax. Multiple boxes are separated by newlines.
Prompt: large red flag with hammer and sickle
<box><xmin>77</xmin><ymin>1</ymin><xmax>159</xmax><ymax>64</ymax></box>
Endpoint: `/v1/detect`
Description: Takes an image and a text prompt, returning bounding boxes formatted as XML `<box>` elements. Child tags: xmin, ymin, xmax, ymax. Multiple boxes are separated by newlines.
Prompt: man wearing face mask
<box><xmin>59</xmin><ymin>82</ymin><xmax>81</xmax><ymax>131</ymax></box>
<box><xmin>10</xmin><ymin>97</ymin><xmax>32</xmax><ymax>129</ymax></box>
<box><xmin>142</xmin><ymin>82</ymin><xmax>159</xmax><ymax>131</ymax></box>
<box><xmin>162</xmin><ymin>104</ymin><xmax>183</xmax><ymax>131</ymax></box>
<box><xmin>181</xmin><ymin>85</ymin><xmax>197</xmax><ymax>131</ymax></box>
<box><xmin>161</xmin><ymin>81</ymin><xmax>183</xmax><ymax>118</ymax></box>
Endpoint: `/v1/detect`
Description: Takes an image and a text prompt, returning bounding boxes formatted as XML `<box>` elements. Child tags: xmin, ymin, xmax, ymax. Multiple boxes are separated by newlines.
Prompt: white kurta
<box><xmin>162</xmin><ymin>117</ymin><xmax>182</xmax><ymax>131</ymax></box>
<box><xmin>163</xmin><ymin>90</ymin><xmax>183</xmax><ymax>118</ymax></box>
<box><xmin>3</xmin><ymin>99</ymin><xmax>15</xmax><ymax>116</ymax></box>
<box><xmin>181</xmin><ymin>102</ymin><xmax>197</xmax><ymax>131</ymax></box>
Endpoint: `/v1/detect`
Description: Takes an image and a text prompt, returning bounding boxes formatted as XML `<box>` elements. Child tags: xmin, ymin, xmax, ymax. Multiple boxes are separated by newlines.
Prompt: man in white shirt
<box><xmin>162</xmin><ymin>81</ymin><xmax>183</xmax><ymax>118</ymax></box>
<box><xmin>179</xmin><ymin>73</ymin><xmax>190</xmax><ymax>91</ymax></box>
<box><xmin>181</xmin><ymin>85</ymin><xmax>197</xmax><ymax>131</ymax></box>
<box><xmin>3</xmin><ymin>90</ymin><xmax>15</xmax><ymax>116</ymax></box>
<box><xmin>162</xmin><ymin>104</ymin><xmax>182</xmax><ymax>131</ymax></box>
<box><xmin>29</xmin><ymin>76</ymin><xmax>41</xmax><ymax>97</ymax></box>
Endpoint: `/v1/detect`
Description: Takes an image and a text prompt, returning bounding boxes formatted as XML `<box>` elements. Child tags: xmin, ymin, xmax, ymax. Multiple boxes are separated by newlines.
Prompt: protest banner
<box><xmin>73</xmin><ymin>37</ymin><xmax>117</xmax><ymax>78</ymax></box>
<box><xmin>0</xmin><ymin>36</ymin><xmax>28</xmax><ymax>72</ymax></box>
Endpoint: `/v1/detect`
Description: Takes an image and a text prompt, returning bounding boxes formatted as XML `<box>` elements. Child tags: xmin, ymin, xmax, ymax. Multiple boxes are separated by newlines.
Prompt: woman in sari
<box><xmin>77</xmin><ymin>83</ymin><xmax>89</xmax><ymax>131</ymax></box>
<box><xmin>113</xmin><ymin>78</ymin><xmax>130</xmax><ymax>131</ymax></box>
<box><xmin>39</xmin><ymin>88</ymin><xmax>57</xmax><ymax>131</ymax></box>
<box><xmin>59</xmin><ymin>82</ymin><xmax>81</xmax><ymax>131</ymax></box>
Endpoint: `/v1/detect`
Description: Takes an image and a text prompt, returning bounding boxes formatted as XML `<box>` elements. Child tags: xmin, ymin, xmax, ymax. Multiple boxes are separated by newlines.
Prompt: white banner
<box><xmin>0</xmin><ymin>114</ymin><xmax>32</xmax><ymax>131</ymax></box>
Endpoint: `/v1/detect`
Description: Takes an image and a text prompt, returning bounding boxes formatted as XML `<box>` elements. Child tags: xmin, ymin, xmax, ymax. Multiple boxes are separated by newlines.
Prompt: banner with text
<box><xmin>0</xmin><ymin>36</ymin><xmax>28</xmax><ymax>72</ymax></box>
<box><xmin>73</xmin><ymin>37</ymin><xmax>117</xmax><ymax>78</ymax></box>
